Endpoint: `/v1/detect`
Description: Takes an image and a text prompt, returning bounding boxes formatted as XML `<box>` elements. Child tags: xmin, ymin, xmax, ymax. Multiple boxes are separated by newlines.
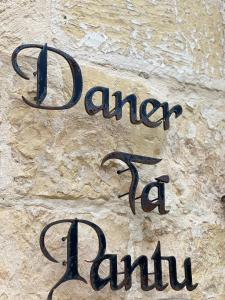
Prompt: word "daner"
<box><xmin>12</xmin><ymin>44</ymin><xmax>182</xmax><ymax>131</ymax></box>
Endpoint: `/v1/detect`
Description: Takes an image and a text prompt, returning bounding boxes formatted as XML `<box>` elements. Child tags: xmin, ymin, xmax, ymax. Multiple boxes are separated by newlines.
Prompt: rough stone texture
<box><xmin>0</xmin><ymin>0</ymin><xmax>225</xmax><ymax>299</ymax></box>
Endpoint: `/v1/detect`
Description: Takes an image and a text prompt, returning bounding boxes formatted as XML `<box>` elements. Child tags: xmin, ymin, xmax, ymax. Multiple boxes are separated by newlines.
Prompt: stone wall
<box><xmin>0</xmin><ymin>0</ymin><xmax>224</xmax><ymax>299</ymax></box>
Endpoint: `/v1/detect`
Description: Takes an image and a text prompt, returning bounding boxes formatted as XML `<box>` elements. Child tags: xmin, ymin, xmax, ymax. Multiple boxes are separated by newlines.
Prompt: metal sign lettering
<box><xmin>11</xmin><ymin>43</ymin><xmax>83</xmax><ymax>110</ymax></box>
<box><xmin>11</xmin><ymin>43</ymin><xmax>199</xmax><ymax>298</ymax></box>
<box><xmin>101</xmin><ymin>151</ymin><xmax>169</xmax><ymax>214</ymax></box>
<box><xmin>12</xmin><ymin>43</ymin><xmax>182</xmax><ymax>130</ymax></box>
<box><xmin>40</xmin><ymin>218</ymin><xmax>198</xmax><ymax>299</ymax></box>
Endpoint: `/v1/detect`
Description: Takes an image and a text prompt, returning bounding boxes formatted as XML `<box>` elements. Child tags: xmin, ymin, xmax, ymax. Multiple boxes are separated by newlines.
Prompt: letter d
<box><xmin>11</xmin><ymin>44</ymin><xmax>83</xmax><ymax>110</ymax></box>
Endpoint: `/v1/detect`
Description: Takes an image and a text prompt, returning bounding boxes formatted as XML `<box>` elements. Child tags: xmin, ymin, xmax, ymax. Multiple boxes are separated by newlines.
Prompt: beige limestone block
<box><xmin>0</xmin><ymin>0</ymin><xmax>224</xmax><ymax>299</ymax></box>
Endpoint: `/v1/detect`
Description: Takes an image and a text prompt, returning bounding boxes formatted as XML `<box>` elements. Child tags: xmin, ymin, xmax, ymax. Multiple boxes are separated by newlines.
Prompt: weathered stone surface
<box><xmin>0</xmin><ymin>0</ymin><xmax>224</xmax><ymax>299</ymax></box>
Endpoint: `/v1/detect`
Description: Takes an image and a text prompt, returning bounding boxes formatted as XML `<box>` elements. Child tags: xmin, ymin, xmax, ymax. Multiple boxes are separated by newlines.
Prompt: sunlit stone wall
<box><xmin>0</xmin><ymin>0</ymin><xmax>224</xmax><ymax>299</ymax></box>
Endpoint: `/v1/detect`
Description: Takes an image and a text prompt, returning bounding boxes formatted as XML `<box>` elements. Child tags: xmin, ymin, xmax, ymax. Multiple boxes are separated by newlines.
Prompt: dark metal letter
<box><xmin>101</xmin><ymin>151</ymin><xmax>161</xmax><ymax>214</ymax></box>
<box><xmin>141</xmin><ymin>175</ymin><xmax>170</xmax><ymax>214</ymax></box>
<box><xmin>11</xmin><ymin>44</ymin><xmax>83</xmax><ymax>110</ymax></box>
<box><xmin>112</xmin><ymin>91</ymin><xmax>141</xmax><ymax>124</ymax></box>
<box><xmin>161</xmin><ymin>255</ymin><xmax>198</xmax><ymax>291</ymax></box>
<box><xmin>36</xmin><ymin>43</ymin><xmax>48</xmax><ymax>104</ymax></box>
<box><xmin>85</xmin><ymin>86</ymin><xmax>110</xmax><ymax>117</ymax></box>
<box><xmin>140</xmin><ymin>98</ymin><xmax>162</xmax><ymax>128</ymax></box>
<box><xmin>152</xmin><ymin>241</ymin><xmax>198</xmax><ymax>292</ymax></box>
<box><xmin>151</xmin><ymin>242</ymin><xmax>169</xmax><ymax>291</ymax></box>
<box><xmin>40</xmin><ymin>218</ymin><xmax>106</xmax><ymax>299</ymax></box>
<box><xmin>140</xmin><ymin>99</ymin><xmax>183</xmax><ymax>130</ymax></box>
<box><xmin>161</xmin><ymin>102</ymin><xmax>183</xmax><ymax>130</ymax></box>
<box><xmin>90</xmin><ymin>254</ymin><xmax>123</xmax><ymax>291</ymax></box>
<box><xmin>121</xmin><ymin>255</ymin><xmax>154</xmax><ymax>291</ymax></box>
